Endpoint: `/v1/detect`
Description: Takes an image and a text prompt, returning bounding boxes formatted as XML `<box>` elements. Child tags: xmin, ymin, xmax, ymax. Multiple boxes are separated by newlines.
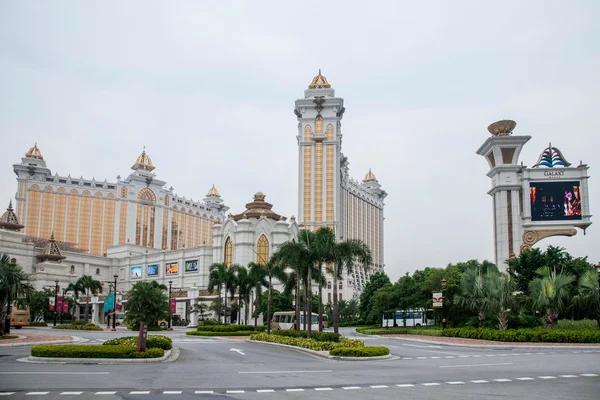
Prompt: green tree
<box><xmin>247</xmin><ymin>262</ymin><xmax>268</xmax><ymax>327</ymax></box>
<box><xmin>368</xmin><ymin>284</ymin><xmax>396</xmax><ymax>325</ymax></box>
<box><xmin>529</xmin><ymin>266</ymin><xmax>575</xmax><ymax>329</ymax></box>
<box><xmin>0</xmin><ymin>254</ymin><xmax>33</xmax><ymax>334</ymax></box>
<box><xmin>68</xmin><ymin>275</ymin><xmax>102</xmax><ymax>323</ymax></box>
<box><xmin>124</xmin><ymin>281</ymin><xmax>169</xmax><ymax>327</ymax></box>
<box><xmin>25</xmin><ymin>288</ymin><xmax>55</xmax><ymax>322</ymax></box>
<box><xmin>190</xmin><ymin>298</ymin><xmax>211</xmax><ymax>321</ymax></box>
<box><xmin>359</xmin><ymin>272</ymin><xmax>391</xmax><ymax>323</ymax></box>
<box><xmin>454</xmin><ymin>265</ymin><xmax>499</xmax><ymax>326</ymax></box>
<box><xmin>572</xmin><ymin>268</ymin><xmax>600</xmax><ymax>328</ymax></box>
<box><xmin>256</xmin><ymin>289</ymin><xmax>293</xmax><ymax>321</ymax></box>
<box><xmin>487</xmin><ymin>272</ymin><xmax>519</xmax><ymax>330</ymax></box>
<box><xmin>208</xmin><ymin>263</ymin><xmax>239</xmax><ymax>324</ymax></box>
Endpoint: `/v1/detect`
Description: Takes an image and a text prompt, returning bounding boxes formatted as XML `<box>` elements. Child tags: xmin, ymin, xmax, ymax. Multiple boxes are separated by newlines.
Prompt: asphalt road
<box><xmin>0</xmin><ymin>327</ymin><xmax>598</xmax><ymax>399</ymax></box>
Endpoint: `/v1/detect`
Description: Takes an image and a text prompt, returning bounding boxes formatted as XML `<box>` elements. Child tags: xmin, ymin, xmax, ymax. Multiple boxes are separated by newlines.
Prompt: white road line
<box><xmin>485</xmin><ymin>355</ymin><xmax>496</xmax><ymax>357</ymax></box>
<box><xmin>286</xmin><ymin>389</ymin><xmax>304</xmax><ymax>392</ymax></box>
<box><xmin>536</xmin><ymin>352</ymin><xmax>546</xmax><ymax>355</ymax></box>
<box><xmin>430</xmin><ymin>356</ymin><xmax>441</xmax><ymax>359</ymax></box>
<box><xmin>538</xmin><ymin>376</ymin><xmax>557</xmax><ymax>379</ymax></box>
<box><xmin>494</xmin><ymin>379</ymin><xmax>512</xmax><ymax>382</ymax></box>
<box><xmin>239</xmin><ymin>370</ymin><xmax>332</xmax><ymax>374</ymax></box>
<box><xmin>444</xmin><ymin>356</ymin><xmax>455</xmax><ymax>359</ymax></box>
<box><xmin>194</xmin><ymin>391</ymin><xmax>214</xmax><ymax>394</ymax></box>
<box><xmin>471</xmin><ymin>380</ymin><xmax>488</xmax><ymax>383</ymax></box>
<box><xmin>439</xmin><ymin>362</ymin><xmax>513</xmax><ymax>368</ymax></box>
<box><xmin>370</xmin><ymin>385</ymin><xmax>388</xmax><ymax>389</ymax></box>
<box><xmin>256</xmin><ymin>389</ymin><xmax>275</xmax><ymax>393</ymax></box>
<box><xmin>446</xmin><ymin>381</ymin><xmax>465</xmax><ymax>385</ymax></box>
<box><xmin>402</xmin><ymin>357</ymin><xmax>413</xmax><ymax>359</ymax></box>
<box><xmin>416</xmin><ymin>357</ymin><xmax>427</xmax><ymax>359</ymax></box>
<box><xmin>559</xmin><ymin>375</ymin><xmax>578</xmax><ymax>378</ymax></box>
<box><xmin>401</xmin><ymin>343</ymin><xmax>442</xmax><ymax>349</ymax></box>
<box><xmin>227</xmin><ymin>390</ymin><xmax>245</xmax><ymax>394</ymax></box>
<box><xmin>314</xmin><ymin>388</ymin><xmax>333</xmax><ymax>391</ymax></box>
<box><xmin>26</xmin><ymin>393</ymin><xmax>49</xmax><ymax>396</ymax></box>
<box><xmin>343</xmin><ymin>387</ymin><xmax>361</xmax><ymax>390</ymax></box>
<box><xmin>396</xmin><ymin>384</ymin><xmax>415</xmax><ymax>387</ymax></box>
<box><xmin>516</xmin><ymin>377</ymin><xmax>535</xmax><ymax>381</ymax></box>
<box><xmin>60</xmin><ymin>392</ymin><xmax>83</xmax><ymax>395</ymax></box>
<box><xmin>94</xmin><ymin>392</ymin><xmax>117</xmax><ymax>395</ymax></box>
<box><xmin>163</xmin><ymin>391</ymin><xmax>182</xmax><ymax>394</ymax></box>
<box><xmin>0</xmin><ymin>394</ymin><xmax>15</xmax><ymax>397</ymax></box>
<box><xmin>0</xmin><ymin>372</ymin><xmax>109</xmax><ymax>375</ymax></box>
<box><xmin>422</xmin><ymin>383</ymin><xmax>440</xmax><ymax>386</ymax></box>
<box><xmin>129</xmin><ymin>391</ymin><xmax>150</xmax><ymax>395</ymax></box>
<box><xmin>472</xmin><ymin>355</ymin><xmax>482</xmax><ymax>358</ymax></box>
<box><xmin>580</xmin><ymin>374</ymin><xmax>599</xmax><ymax>377</ymax></box>
<box><xmin>458</xmin><ymin>355</ymin><xmax>470</xmax><ymax>358</ymax></box>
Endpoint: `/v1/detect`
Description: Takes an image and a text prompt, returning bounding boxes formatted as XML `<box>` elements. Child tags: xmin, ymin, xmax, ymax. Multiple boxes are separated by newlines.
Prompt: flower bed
<box><xmin>103</xmin><ymin>335</ymin><xmax>172</xmax><ymax>350</ymax></box>
<box><xmin>441</xmin><ymin>328</ymin><xmax>600</xmax><ymax>343</ymax></box>
<box><xmin>187</xmin><ymin>331</ymin><xmax>254</xmax><ymax>336</ymax></box>
<box><xmin>330</xmin><ymin>346</ymin><xmax>390</xmax><ymax>357</ymax></box>
<box><xmin>250</xmin><ymin>332</ymin><xmax>363</xmax><ymax>351</ymax></box>
<box><xmin>271</xmin><ymin>330</ymin><xmax>340</xmax><ymax>342</ymax></box>
<box><xmin>53</xmin><ymin>323</ymin><xmax>103</xmax><ymax>331</ymax></box>
<box><xmin>196</xmin><ymin>324</ymin><xmax>265</xmax><ymax>333</ymax></box>
<box><xmin>31</xmin><ymin>344</ymin><xmax>164</xmax><ymax>359</ymax></box>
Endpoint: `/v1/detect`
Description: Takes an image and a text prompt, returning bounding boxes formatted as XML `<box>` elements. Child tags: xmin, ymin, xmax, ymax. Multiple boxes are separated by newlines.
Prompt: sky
<box><xmin>1</xmin><ymin>1</ymin><xmax>599</xmax><ymax>281</ymax></box>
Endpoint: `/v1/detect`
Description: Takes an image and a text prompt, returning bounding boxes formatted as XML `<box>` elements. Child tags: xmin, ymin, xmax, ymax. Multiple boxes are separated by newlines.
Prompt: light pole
<box><xmin>440</xmin><ymin>278</ymin><xmax>447</xmax><ymax>328</ymax></box>
<box><xmin>112</xmin><ymin>274</ymin><xmax>118</xmax><ymax>330</ymax></box>
<box><xmin>53</xmin><ymin>280</ymin><xmax>59</xmax><ymax>327</ymax></box>
<box><xmin>168</xmin><ymin>280</ymin><xmax>173</xmax><ymax>329</ymax></box>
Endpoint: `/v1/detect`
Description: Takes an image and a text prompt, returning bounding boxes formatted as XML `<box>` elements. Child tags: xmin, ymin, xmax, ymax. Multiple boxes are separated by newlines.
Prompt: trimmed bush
<box><xmin>53</xmin><ymin>323</ymin><xmax>103</xmax><ymax>331</ymax></box>
<box><xmin>198</xmin><ymin>319</ymin><xmax>221</xmax><ymax>326</ymax></box>
<box><xmin>29</xmin><ymin>322</ymin><xmax>48</xmax><ymax>327</ymax></box>
<box><xmin>31</xmin><ymin>344</ymin><xmax>164</xmax><ymax>359</ymax></box>
<box><xmin>128</xmin><ymin>324</ymin><xmax>167</xmax><ymax>331</ymax></box>
<box><xmin>271</xmin><ymin>330</ymin><xmax>341</xmax><ymax>342</ymax></box>
<box><xmin>250</xmin><ymin>333</ymin><xmax>363</xmax><ymax>351</ymax></box>
<box><xmin>441</xmin><ymin>328</ymin><xmax>600</xmax><ymax>343</ymax></box>
<box><xmin>196</xmin><ymin>324</ymin><xmax>266</xmax><ymax>333</ymax></box>
<box><xmin>103</xmin><ymin>335</ymin><xmax>173</xmax><ymax>350</ymax></box>
<box><xmin>557</xmin><ymin>319</ymin><xmax>597</xmax><ymax>330</ymax></box>
<box><xmin>187</xmin><ymin>331</ymin><xmax>254</xmax><ymax>336</ymax></box>
<box><xmin>330</xmin><ymin>346</ymin><xmax>390</xmax><ymax>357</ymax></box>
<box><xmin>356</xmin><ymin>327</ymin><xmax>443</xmax><ymax>336</ymax></box>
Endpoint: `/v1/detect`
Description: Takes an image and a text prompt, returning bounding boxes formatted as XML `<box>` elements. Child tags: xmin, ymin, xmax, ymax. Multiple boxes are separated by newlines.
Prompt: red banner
<box><xmin>48</xmin><ymin>297</ymin><xmax>55</xmax><ymax>311</ymax></box>
<box><xmin>170</xmin><ymin>299</ymin><xmax>176</xmax><ymax>313</ymax></box>
<box><xmin>62</xmin><ymin>301</ymin><xmax>69</xmax><ymax>313</ymax></box>
<box><xmin>56</xmin><ymin>296</ymin><xmax>63</xmax><ymax>312</ymax></box>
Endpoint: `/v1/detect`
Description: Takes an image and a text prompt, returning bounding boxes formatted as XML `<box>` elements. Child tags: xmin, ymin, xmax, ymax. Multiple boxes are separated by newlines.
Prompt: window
<box><xmin>224</xmin><ymin>237</ymin><xmax>233</xmax><ymax>267</ymax></box>
<box><xmin>327</xmin><ymin>281</ymin><xmax>331</xmax><ymax>290</ymax></box>
<box><xmin>257</xmin><ymin>235</ymin><xmax>269</xmax><ymax>265</ymax></box>
<box><xmin>70</xmin><ymin>265</ymin><xmax>75</xmax><ymax>274</ymax></box>
<box><xmin>95</xmin><ymin>268</ymin><xmax>100</xmax><ymax>275</ymax></box>
<box><xmin>339</xmin><ymin>293</ymin><xmax>342</xmax><ymax>301</ymax></box>
<box><xmin>328</xmin><ymin>292</ymin><xmax>331</xmax><ymax>303</ymax></box>
<box><xmin>339</xmin><ymin>282</ymin><xmax>342</xmax><ymax>290</ymax></box>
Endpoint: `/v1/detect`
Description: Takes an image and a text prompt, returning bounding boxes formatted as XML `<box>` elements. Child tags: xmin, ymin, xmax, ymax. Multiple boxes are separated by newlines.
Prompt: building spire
<box><xmin>36</xmin><ymin>231</ymin><xmax>67</xmax><ymax>262</ymax></box>
<box><xmin>0</xmin><ymin>200</ymin><xmax>24</xmax><ymax>231</ymax></box>
<box><xmin>25</xmin><ymin>143</ymin><xmax>44</xmax><ymax>160</ymax></box>
<box><xmin>131</xmin><ymin>147</ymin><xmax>156</xmax><ymax>172</ymax></box>
<box><xmin>308</xmin><ymin>69</ymin><xmax>331</xmax><ymax>89</ymax></box>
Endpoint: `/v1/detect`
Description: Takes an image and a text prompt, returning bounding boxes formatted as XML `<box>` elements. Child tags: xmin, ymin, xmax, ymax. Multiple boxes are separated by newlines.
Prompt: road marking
<box><xmin>60</xmin><ymin>392</ymin><xmax>83</xmax><ymax>395</ymax></box>
<box><xmin>516</xmin><ymin>377</ymin><xmax>535</xmax><ymax>381</ymax></box>
<box><xmin>227</xmin><ymin>390</ymin><xmax>245</xmax><ymax>394</ymax></box>
<box><xmin>471</xmin><ymin>380</ymin><xmax>488</xmax><ymax>383</ymax></box>
<box><xmin>239</xmin><ymin>370</ymin><xmax>332</xmax><ymax>374</ymax></box>
<box><xmin>230</xmin><ymin>348</ymin><xmax>246</xmax><ymax>356</ymax></box>
<box><xmin>446</xmin><ymin>381</ymin><xmax>465</xmax><ymax>385</ymax></box>
<box><xmin>343</xmin><ymin>387</ymin><xmax>361</xmax><ymax>390</ymax></box>
<box><xmin>94</xmin><ymin>392</ymin><xmax>117</xmax><ymax>395</ymax></box>
<box><xmin>129</xmin><ymin>391</ymin><xmax>150</xmax><ymax>395</ymax></box>
<box><xmin>256</xmin><ymin>389</ymin><xmax>275</xmax><ymax>393</ymax></box>
<box><xmin>416</xmin><ymin>357</ymin><xmax>427</xmax><ymax>359</ymax></box>
<box><xmin>0</xmin><ymin>372</ymin><xmax>109</xmax><ymax>375</ymax></box>
<box><xmin>559</xmin><ymin>375</ymin><xmax>578</xmax><ymax>378</ymax></box>
<box><xmin>370</xmin><ymin>385</ymin><xmax>388</xmax><ymax>389</ymax></box>
<box><xmin>163</xmin><ymin>391</ymin><xmax>182</xmax><ymax>394</ymax></box>
<box><xmin>402</xmin><ymin>357</ymin><xmax>413</xmax><ymax>359</ymax></box>
<box><xmin>580</xmin><ymin>374</ymin><xmax>599</xmax><ymax>377</ymax></box>
<box><xmin>401</xmin><ymin>343</ymin><xmax>442</xmax><ymax>349</ymax></box>
<box><xmin>26</xmin><ymin>393</ymin><xmax>49</xmax><ymax>396</ymax></box>
<box><xmin>439</xmin><ymin>362</ymin><xmax>513</xmax><ymax>368</ymax></box>
<box><xmin>314</xmin><ymin>388</ymin><xmax>333</xmax><ymax>391</ymax></box>
<box><xmin>494</xmin><ymin>379</ymin><xmax>512</xmax><ymax>382</ymax></box>
<box><xmin>485</xmin><ymin>354</ymin><xmax>496</xmax><ymax>357</ymax></box>
<box><xmin>444</xmin><ymin>356</ymin><xmax>455</xmax><ymax>359</ymax></box>
<box><xmin>430</xmin><ymin>356</ymin><xmax>441</xmax><ymax>359</ymax></box>
<box><xmin>536</xmin><ymin>352</ymin><xmax>546</xmax><ymax>355</ymax></box>
<box><xmin>422</xmin><ymin>383</ymin><xmax>440</xmax><ymax>386</ymax></box>
<box><xmin>458</xmin><ymin>355</ymin><xmax>470</xmax><ymax>358</ymax></box>
<box><xmin>472</xmin><ymin>355</ymin><xmax>482</xmax><ymax>358</ymax></box>
<box><xmin>0</xmin><ymin>394</ymin><xmax>15</xmax><ymax>397</ymax></box>
<box><xmin>396</xmin><ymin>384</ymin><xmax>415</xmax><ymax>387</ymax></box>
<box><xmin>194</xmin><ymin>391</ymin><xmax>214</xmax><ymax>394</ymax></box>
<box><xmin>538</xmin><ymin>376</ymin><xmax>557</xmax><ymax>379</ymax></box>
<box><xmin>286</xmin><ymin>389</ymin><xmax>304</xmax><ymax>392</ymax></box>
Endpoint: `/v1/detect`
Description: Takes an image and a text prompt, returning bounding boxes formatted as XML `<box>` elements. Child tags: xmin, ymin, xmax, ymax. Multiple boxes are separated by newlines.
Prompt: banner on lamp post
<box><xmin>116</xmin><ymin>294</ymin><xmax>123</xmax><ymax>312</ymax></box>
<box><xmin>170</xmin><ymin>299</ymin><xmax>176</xmax><ymax>313</ymax></box>
<box><xmin>48</xmin><ymin>297</ymin><xmax>55</xmax><ymax>311</ymax></box>
<box><xmin>433</xmin><ymin>292</ymin><xmax>444</xmax><ymax>308</ymax></box>
<box><xmin>62</xmin><ymin>301</ymin><xmax>69</xmax><ymax>313</ymax></box>
<box><xmin>104</xmin><ymin>294</ymin><xmax>114</xmax><ymax>313</ymax></box>
<box><xmin>56</xmin><ymin>296</ymin><xmax>63</xmax><ymax>312</ymax></box>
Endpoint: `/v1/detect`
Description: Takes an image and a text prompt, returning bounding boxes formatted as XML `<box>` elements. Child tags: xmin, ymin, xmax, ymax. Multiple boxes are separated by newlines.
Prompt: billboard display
<box><xmin>131</xmin><ymin>266</ymin><xmax>142</xmax><ymax>279</ymax></box>
<box><xmin>530</xmin><ymin>181</ymin><xmax>582</xmax><ymax>221</ymax></box>
<box><xmin>432</xmin><ymin>292</ymin><xmax>443</xmax><ymax>308</ymax></box>
<box><xmin>147</xmin><ymin>264</ymin><xmax>159</xmax><ymax>276</ymax></box>
<box><xmin>185</xmin><ymin>260</ymin><xmax>199</xmax><ymax>273</ymax></box>
<box><xmin>166</xmin><ymin>262</ymin><xmax>179</xmax><ymax>275</ymax></box>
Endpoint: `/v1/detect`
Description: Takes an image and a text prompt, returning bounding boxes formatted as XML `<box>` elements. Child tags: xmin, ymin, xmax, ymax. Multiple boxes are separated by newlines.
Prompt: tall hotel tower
<box><xmin>295</xmin><ymin>71</ymin><xmax>387</xmax><ymax>298</ymax></box>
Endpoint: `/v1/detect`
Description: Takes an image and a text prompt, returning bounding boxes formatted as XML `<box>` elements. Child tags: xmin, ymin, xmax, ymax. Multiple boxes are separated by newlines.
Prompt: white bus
<box><xmin>381</xmin><ymin>308</ymin><xmax>435</xmax><ymax>328</ymax></box>
<box><xmin>271</xmin><ymin>311</ymin><xmax>329</xmax><ymax>331</ymax></box>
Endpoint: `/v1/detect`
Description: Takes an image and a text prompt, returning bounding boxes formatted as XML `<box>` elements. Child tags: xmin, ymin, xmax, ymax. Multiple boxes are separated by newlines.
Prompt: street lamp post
<box><xmin>168</xmin><ymin>281</ymin><xmax>173</xmax><ymax>329</ymax></box>
<box><xmin>112</xmin><ymin>275</ymin><xmax>118</xmax><ymax>330</ymax></box>
<box><xmin>53</xmin><ymin>280</ymin><xmax>59</xmax><ymax>327</ymax></box>
<box><xmin>440</xmin><ymin>278</ymin><xmax>447</xmax><ymax>328</ymax></box>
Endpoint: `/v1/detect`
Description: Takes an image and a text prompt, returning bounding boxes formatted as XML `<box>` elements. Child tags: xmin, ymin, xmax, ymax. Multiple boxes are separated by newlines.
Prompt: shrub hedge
<box><xmin>53</xmin><ymin>323</ymin><xmax>103</xmax><ymax>331</ymax></box>
<box><xmin>103</xmin><ymin>335</ymin><xmax>173</xmax><ymax>350</ymax></box>
<box><xmin>556</xmin><ymin>319</ymin><xmax>598</xmax><ymax>330</ymax></box>
<box><xmin>187</xmin><ymin>331</ymin><xmax>254</xmax><ymax>336</ymax></box>
<box><xmin>196</xmin><ymin>324</ymin><xmax>266</xmax><ymax>333</ymax></box>
<box><xmin>128</xmin><ymin>325</ymin><xmax>167</xmax><ymax>331</ymax></box>
<box><xmin>31</xmin><ymin>344</ymin><xmax>164</xmax><ymax>359</ymax></box>
<box><xmin>250</xmin><ymin>333</ymin><xmax>364</xmax><ymax>351</ymax></box>
<box><xmin>271</xmin><ymin>330</ymin><xmax>341</xmax><ymax>342</ymax></box>
<box><xmin>329</xmin><ymin>346</ymin><xmax>390</xmax><ymax>357</ymax></box>
<box><xmin>356</xmin><ymin>327</ymin><xmax>443</xmax><ymax>336</ymax></box>
<box><xmin>441</xmin><ymin>328</ymin><xmax>600</xmax><ymax>343</ymax></box>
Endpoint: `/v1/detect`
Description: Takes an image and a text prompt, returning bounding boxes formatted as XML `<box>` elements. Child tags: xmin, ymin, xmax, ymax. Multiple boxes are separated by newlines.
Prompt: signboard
<box><xmin>530</xmin><ymin>181</ymin><xmax>582</xmax><ymax>221</ymax></box>
<box><xmin>48</xmin><ymin>297</ymin><xmax>55</xmax><ymax>311</ymax></box>
<box><xmin>104</xmin><ymin>294</ymin><xmax>114</xmax><ymax>313</ymax></box>
<box><xmin>62</xmin><ymin>301</ymin><xmax>69</xmax><ymax>313</ymax></box>
<box><xmin>166</xmin><ymin>262</ymin><xmax>179</xmax><ymax>275</ymax></box>
<box><xmin>56</xmin><ymin>296</ymin><xmax>63</xmax><ymax>312</ymax></box>
<box><xmin>147</xmin><ymin>264</ymin><xmax>159</xmax><ymax>276</ymax></box>
<box><xmin>432</xmin><ymin>292</ymin><xmax>444</xmax><ymax>308</ymax></box>
<box><xmin>116</xmin><ymin>294</ymin><xmax>123</xmax><ymax>312</ymax></box>
<box><xmin>185</xmin><ymin>260</ymin><xmax>198</xmax><ymax>273</ymax></box>
<box><xmin>131</xmin><ymin>266</ymin><xmax>143</xmax><ymax>279</ymax></box>
<box><xmin>170</xmin><ymin>299</ymin><xmax>177</xmax><ymax>313</ymax></box>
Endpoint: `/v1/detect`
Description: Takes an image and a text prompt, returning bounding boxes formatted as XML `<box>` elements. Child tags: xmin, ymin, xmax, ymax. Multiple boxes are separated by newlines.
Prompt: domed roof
<box><xmin>0</xmin><ymin>200</ymin><xmax>24</xmax><ymax>231</ymax></box>
<box><xmin>25</xmin><ymin>143</ymin><xmax>44</xmax><ymax>160</ymax></box>
<box><xmin>362</xmin><ymin>168</ymin><xmax>377</xmax><ymax>182</ymax></box>
<box><xmin>206</xmin><ymin>185</ymin><xmax>221</xmax><ymax>198</ymax></box>
<box><xmin>131</xmin><ymin>147</ymin><xmax>155</xmax><ymax>172</ymax></box>
<box><xmin>231</xmin><ymin>192</ymin><xmax>286</xmax><ymax>222</ymax></box>
<box><xmin>36</xmin><ymin>232</ymin><xmax>67</xmax><ymax>262</ymax></box>
<box><xmin>487</xmin><ymin>120</ymin><xmax>516</xmax><ymax>137</ymax></box>
<box><xmin>308</xmin><ymin>69</ymin><xmax>331</xmax><ymax>89</ymax></box>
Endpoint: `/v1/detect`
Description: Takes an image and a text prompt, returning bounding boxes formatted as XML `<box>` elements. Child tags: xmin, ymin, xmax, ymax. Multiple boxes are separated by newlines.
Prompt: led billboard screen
<box><xmin>530</xmin><ymin>181</ymin><xmax>582</xmax><ymax>221</ymax></box>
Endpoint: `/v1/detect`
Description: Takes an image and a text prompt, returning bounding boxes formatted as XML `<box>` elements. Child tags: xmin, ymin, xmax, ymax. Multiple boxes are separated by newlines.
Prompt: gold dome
<box><xmin>25</xmin><ymin>143</ymin><xmax>44</xmax><ymax>160</ymax></box>
<box><xmin>362</xmin><ymin>168</ymin><xmax>377</xmax><ymax>182</ymax></box>
<box><xmin>308</xmin><ymin>69</ymin><xmax>331</xmax><ymax>89</ymax></box>
<box><xmin>0</xmin><ymin>200</ymin><xmax>24</xmax><ymax>231</ymax></box>
<box><xmin>131</xmin><ymin>147</ymin><xmax>155</xmax><ymax>172</ymax></box>
<box><xmin>206</xmin><ymin>185</ymin><xmax>221</xmax><ymax>197</ymax></box>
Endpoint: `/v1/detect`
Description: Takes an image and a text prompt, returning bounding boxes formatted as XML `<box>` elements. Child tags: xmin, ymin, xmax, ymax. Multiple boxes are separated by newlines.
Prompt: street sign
<box><xmin>433</xmin><ymin>292</ymin><xmax>444</xmax><ymax>308</ymax></box>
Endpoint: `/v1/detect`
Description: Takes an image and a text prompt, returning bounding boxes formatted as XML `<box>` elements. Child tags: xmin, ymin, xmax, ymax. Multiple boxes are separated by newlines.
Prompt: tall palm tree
<box><xmin>73</xmin><ymin>275</ymin><xmax>102</xmax><ymax>323</ymax></box>
<box><xmin>235</xmin><ymin>266</ymin><xmax>253</xmax><ymax>325</ymax></box>
<box><xmin>208</xmin><ymin>263</ymin><xmax>228</xmax><ymax>323</ymax></box>
<box><xmin>261</xmin><ymin>253</ymin><xmax>288</xmax><ymax>334</ymax></box>
<box><xmin>312</xmin><ymin>228</ymin><xmax>337</xmax><ymax>332</ymax></box>
<box><xmin>487</xmin><ymin>272</ymin><xmax>519</xmax><ymax>330</ymax></box>
<box><xmin>65</xmin><ymin>280</ymin><xmax>84</xmax><ymax>320</ymax></box>
<box><xmin>330</xmin><ymin>239</ymin><xmax>372</xmax><ymax>334</ymax></box>
<box><xmin>572</xmin><ymin>268</ymin><xmax>600</xmax><ymax>328</ymax></box>
<box><xmin>247</xmin><ymin>262</ymin><xmax>268</xmax><ymax>328</ymax></box>
<box><xmin>125</xmin><ymin>280</ymin><xmax>169</xmax><ymax>327</ymax></box>
<box><xmin>0</xmin><ymin>254</ymin><xmax>33</xmax><ymax>334</ymax></box>
<box><xmin>455</xmin><ymin>266</ymin><xmax>498</xmax><ymax>327</ymax></box>
<box><xmin>529</xmin><ymin>266</ymin><xmax>575</xmax><ymax>329</ymax></box>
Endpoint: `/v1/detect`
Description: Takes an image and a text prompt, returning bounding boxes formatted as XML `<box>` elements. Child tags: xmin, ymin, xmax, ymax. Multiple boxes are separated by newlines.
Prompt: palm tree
<box><xmin>455</xmin><ymin>266</ymin><xmax>498</xmax><ymax>327</ymax></box>
<box><xmin>312</xmin><ymin>228</ymin><xmax>337</xmax><ymax>332</ymax></box>
<box><xmin>487</xmin><ymin>272</ymin><xmax>519</xmax><ymax>330</ymax></box>
<box><xmin>571</xmin><ymin>268</ymin><xmax>600</xmax><ymax>328</ymax></box>
<box><xmin>65</xmin><ymin>280</ymin><xmax>84</xmax><ymax>320</ymax></box>
<box><xmin>330</xmin><ymin>239</ymin><xmax>372</xmax><ymax>334</ymax></box>
<box><xmin>224</xmin><ymin>265</ymin><xmax>239</xmax><ymax>324</ymax></box>
<box><xmin>73</xmin><ymin>275</ymin><xmax>102</xmax><ymax>323</ymax></box>
<box><xmin>208</xmin><ymin>263</ymin><xmax>228</xmax><ymax>324</ymax></box>
<box><xmin>235</xmin><ymin>266</ymin><xmax>253</xmax><ymax>325</ymax></box>
<box><xmin>125</xmin><ymin>280</ymin><xmax>169</xmax><ymax>328</ymax></box>
<box><xmin>259</xmin><ymin>254</ymin><xmax>288</xmax><ymax>334</ymax></box>
<box><xmin>277</xmin><ymin>239</ymin><xmax>309</xmax><ymax>333</ymax></box>
<box><xmin>247</xmin><ymin>262</ymin><xmax>268</xmax><ymax>328</ymax></box>
<box><xmin>0</xmin><ymin>254</ymin><xmax>33</xmax><ymax>334</ymax></box>
<box><xmin>529</xmin><ymin>266</ymin><xmax>575</xmax><ymax>329</ymax></box>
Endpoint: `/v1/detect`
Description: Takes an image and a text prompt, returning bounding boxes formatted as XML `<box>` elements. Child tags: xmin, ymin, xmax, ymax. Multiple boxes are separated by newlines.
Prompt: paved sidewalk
<box><xmin>384</xmin><ymin>334</ymin><xmax>600</xmax><ymax>347</ymax></box>
<box><xmin>0</xmin><ymin>333</ymin><xmax>75</xmax><ymax>347</ymax></box>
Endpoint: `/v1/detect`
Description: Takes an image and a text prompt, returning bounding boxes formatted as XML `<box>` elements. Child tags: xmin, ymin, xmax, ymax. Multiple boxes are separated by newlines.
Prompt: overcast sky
<box><xmin>1</xmin><ymin>1</ymin><xmax>598</xmax><ymax>281</ymax></box>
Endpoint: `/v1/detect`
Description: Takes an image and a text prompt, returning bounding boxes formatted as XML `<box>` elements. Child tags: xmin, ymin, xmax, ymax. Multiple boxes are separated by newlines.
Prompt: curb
<box><xmin>365</xmin><ymin>334</ymin><xmax>600</xmax><ymax>350</ymax></box>
<box><xmin>249</xmin><ymin>340</ymin><xmax>397</xmax><ymax>361</ymax></box>
<box><xmin>0</xmin><ymin>336</ymin><xmax>85</xmax><ymax>348</ymax></box>
<box><xmin>19</xmin><ymin>347</ymin><xmax>180</xmax><ymax>364</ymax></box>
